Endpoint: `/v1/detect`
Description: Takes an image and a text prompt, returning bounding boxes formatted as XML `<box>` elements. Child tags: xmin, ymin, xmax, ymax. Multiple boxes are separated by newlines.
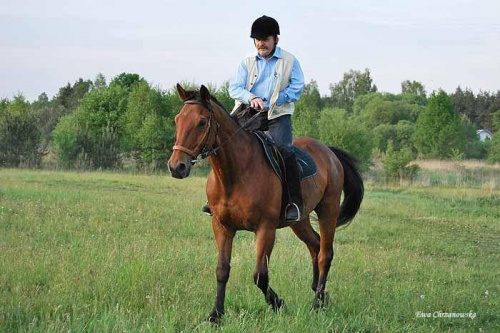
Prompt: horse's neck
<box><xmin>209</xmin><ymin>105</ymin><xmax>261</xmax><ymax>186</ymax></box>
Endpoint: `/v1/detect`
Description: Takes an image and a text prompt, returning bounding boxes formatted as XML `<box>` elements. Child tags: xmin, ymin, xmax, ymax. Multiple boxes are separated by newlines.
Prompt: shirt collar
<box><xmin>255</xmin><ymin>46</ymin><xmax>282</xmax><ymax>60</ymax></box>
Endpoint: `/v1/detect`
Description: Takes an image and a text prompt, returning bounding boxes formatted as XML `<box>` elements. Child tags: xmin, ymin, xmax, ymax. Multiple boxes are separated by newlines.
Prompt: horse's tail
<box><xmin>329</xmin><ymin>146</ymin><xmax>364</xmax><ymax>227</ymax></box>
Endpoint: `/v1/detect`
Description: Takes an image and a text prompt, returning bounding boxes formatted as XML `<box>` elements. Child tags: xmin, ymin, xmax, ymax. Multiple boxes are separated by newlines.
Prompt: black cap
<box><xmin>250</xmin><ymin>15</ymin><xmax>280</xmax><ymax>39</ymax></box>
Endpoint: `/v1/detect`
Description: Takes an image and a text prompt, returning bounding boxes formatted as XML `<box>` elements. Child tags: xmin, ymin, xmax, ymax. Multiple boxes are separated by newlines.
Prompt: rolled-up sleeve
<box><xmin>276</xmin><ymin>58</ymin><xmax>305</xmax><ymax>106</ymax></box>
<box><xmin>229</xmin><ymin>61</ymin><xmax>253</xmax><ymax>103</ymax></box>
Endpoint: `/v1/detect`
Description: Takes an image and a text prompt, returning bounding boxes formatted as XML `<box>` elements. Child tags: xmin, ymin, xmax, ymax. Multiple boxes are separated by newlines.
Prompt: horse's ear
<box><xmin>200</xmin><ymin>85</ymin><xmax>211</xmax><ymax>102</ymax></box>
<box><xmin>176</xmin><ymin>83</ymin><xmax>188</xmax><ymax>101</ymax></box>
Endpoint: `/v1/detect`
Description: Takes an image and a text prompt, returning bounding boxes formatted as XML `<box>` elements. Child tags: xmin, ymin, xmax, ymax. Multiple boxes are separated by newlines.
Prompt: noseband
<box><xmin>172</xmin><ymin>100</ymin><xmax>220</xmax><ymax>164</ymax></box>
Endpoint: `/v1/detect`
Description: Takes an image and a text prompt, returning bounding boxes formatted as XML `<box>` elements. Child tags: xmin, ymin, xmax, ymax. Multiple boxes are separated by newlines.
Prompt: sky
<box><xmin>1</xmin><ymin>0</ymin><xmax>499</xmax><ymax>101</ymax></box>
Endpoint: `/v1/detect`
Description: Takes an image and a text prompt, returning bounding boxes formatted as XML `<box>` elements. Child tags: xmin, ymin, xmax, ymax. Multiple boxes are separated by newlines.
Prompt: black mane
<box><xmin>184</xmin><ymin>89</ymin><xmax>229</xmax><ymax>113</ymax></box>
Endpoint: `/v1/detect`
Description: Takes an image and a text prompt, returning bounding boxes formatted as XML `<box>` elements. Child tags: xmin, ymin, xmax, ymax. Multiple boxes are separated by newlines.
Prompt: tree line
<box><xmin>1</xmin><ymin>70</ymin><xmax>500</xmax><ymax>176</ymax></box>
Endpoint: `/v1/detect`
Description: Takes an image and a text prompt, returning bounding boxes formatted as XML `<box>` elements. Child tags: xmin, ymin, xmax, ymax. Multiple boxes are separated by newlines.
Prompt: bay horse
<box><xmin>168</xmin><ymin>84</ymin><xmax>363</xmax><ymax>323</ymax></box>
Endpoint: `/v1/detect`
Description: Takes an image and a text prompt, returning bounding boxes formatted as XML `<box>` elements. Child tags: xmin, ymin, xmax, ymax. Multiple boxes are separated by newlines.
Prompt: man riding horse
<box><xmin>168</xmin><ymin>15</ymin><xmax>364</xmax><ymax>324</ymax></box>
<box><xmin>203</xmin><ymin>15</ymin><xmax>305</xmax><ymax>222</ymax></box>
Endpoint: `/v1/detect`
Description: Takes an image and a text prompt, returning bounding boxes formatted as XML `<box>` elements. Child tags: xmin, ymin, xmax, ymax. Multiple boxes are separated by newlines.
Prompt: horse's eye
<box><xmin>199</xmin><ymin>119</ymin><xmax>207</xmax><ymax>127</ymax></box>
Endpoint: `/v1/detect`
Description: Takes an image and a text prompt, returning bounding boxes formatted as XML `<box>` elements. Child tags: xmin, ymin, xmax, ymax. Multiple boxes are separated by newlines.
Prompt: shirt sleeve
<box><xmin>229</xmin><ymin>60</ymin><xmax>254</xmax><ymax>104</ymax></box>
<box><xmin>276</xmin><ymin>58</ymin><xmax>305</xmax><ymax>106</ymax></box>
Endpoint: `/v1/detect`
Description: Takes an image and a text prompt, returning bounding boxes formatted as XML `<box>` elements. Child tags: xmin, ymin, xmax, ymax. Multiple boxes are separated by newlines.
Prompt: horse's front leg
<box><xmin>254</xmin><ymin>225</ymin><xmax>284</xmax><ymax>311</ymax></box>
<box><xmin>207</xmin><ymin>218</ymin><xmax>235</xmax><ymax>324</ymax></box>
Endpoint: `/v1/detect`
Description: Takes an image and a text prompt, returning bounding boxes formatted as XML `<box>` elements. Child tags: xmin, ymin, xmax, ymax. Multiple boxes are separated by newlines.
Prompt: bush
<box><xmin>51</xmin><ymin>114</ymin><xmax>80</xmax><ymax>167</ymax></box>
<box><xmin>382</xmin><ymin>141</ymin><xmax>419</xmax><ymax>180</ymax></box>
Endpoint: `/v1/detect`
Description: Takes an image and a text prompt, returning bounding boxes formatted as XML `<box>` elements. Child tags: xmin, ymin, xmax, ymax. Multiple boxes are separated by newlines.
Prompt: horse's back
<box><xmin>293</xmin><ymin>137</ymin><xmax>344</xmax><ymax>211</ymax></box>
<box><xmin>293</xmin><ymin>137</ymin><xmax>343</xmax><ymax>176</ymax></box>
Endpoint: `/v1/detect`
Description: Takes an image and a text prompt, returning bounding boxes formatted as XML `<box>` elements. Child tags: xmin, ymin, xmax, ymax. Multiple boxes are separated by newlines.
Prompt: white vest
<box><xmin>233</xmin><ymin>49</ymin><xmax>295</xmax><ymax>120</ymax></box>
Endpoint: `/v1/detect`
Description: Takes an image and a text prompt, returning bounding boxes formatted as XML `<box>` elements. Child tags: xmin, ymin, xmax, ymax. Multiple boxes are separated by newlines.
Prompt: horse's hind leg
<box><xmin>313</xmin><ymin>198</ymin><xmax>340</xmax><ymax>309</ymax></box>
<box><xmin>254</xmin><ymin>225</ymin><xmax>284</xmax><ymax>311</ymax></box>
<box><xmin>290</xmin><ymin>217</ymin><xmax>320</xmax><ymax>293</ymax></box>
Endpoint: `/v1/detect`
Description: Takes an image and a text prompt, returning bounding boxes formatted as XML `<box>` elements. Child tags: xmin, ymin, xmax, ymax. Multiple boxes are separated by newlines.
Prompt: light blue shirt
<box><xmin>229</xmin><ymin>47</ymin><xmax>305</xmax><ymax>108</ymax></box>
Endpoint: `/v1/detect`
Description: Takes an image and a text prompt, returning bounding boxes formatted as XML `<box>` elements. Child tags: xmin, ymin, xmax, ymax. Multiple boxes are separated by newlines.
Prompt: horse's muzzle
<box><xmin>168</xmin><ymin>159</ymin><xmax>192</xmax><ymax>179</ymax></box>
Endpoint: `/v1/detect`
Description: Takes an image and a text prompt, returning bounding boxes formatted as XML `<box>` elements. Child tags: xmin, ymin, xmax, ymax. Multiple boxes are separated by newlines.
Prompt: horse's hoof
<box><xmin>312</xmin><ymin>291</ymin><xmax>330</xmax><ymax>310</ymax></box>
<box><xmin>271</xmin><ymin>298</ymin><xmax>285</xmax><ymax>312</ymax></box>
<box><xmin>206</xmin><ymin>309</ymin><xmax>224</xmax><ymax>325</ymax></box>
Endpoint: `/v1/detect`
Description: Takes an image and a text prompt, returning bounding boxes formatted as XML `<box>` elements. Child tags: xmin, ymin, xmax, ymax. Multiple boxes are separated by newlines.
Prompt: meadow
<box><xmin>0</xmin><ymin>168</ymin><xmax>498</xmax><ymax>332</ymax></box>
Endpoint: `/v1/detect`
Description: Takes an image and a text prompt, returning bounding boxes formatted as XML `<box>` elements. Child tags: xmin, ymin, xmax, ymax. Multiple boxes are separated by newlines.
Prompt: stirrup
<box><xmin>201</xmin><ymin>204</ymin><xmax>212</xmax><ymax>216</ymax></box>
<box><xmin>285</xmin><ymin>203</ymin><xmax>301</xmax><ymax>222</ymax></box>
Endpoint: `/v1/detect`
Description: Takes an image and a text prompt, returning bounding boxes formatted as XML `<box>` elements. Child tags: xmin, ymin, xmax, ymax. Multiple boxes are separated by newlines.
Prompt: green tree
<box><xmin>31</xmin><ymin>92</ymin><xmax>50</xmax><ymax>110</ymax></box>
<box><xmin>52</xmin><ymin>84</ymin><xmax>129</xmax><ymax>169</ymax></box>
<box><xmin>0</xmin><ymin>98</ymin><xmax>8</xmax><ymax>113</ymax></box>
<box><xmin>461</xmin><ymin>116</ymin><xmax>488</xmax><ymax>159</ymax></box>
<box><xmin>401</xmin><ymin>80</ymin><xmax>426</xmax><ymax>98</ymax></box>
<box><xmin>0</xmin><ymin>95</ymin><xmax>41</xmax><ymax>167</ymax></box>
<box><xmin>318</xmin><ymin>108</ymin><xmax>373</xmax><ymax>168</ymax></box>
<box><xmin>413</xmin><ymin>90</ymin><xmax>466</xmax><ymax>158</ymax></box>
<box><xmin>488</xmin><ymin>132</ymin><xmax>500</xmax><ymax>163</ymax></box>
<box><xmin>36</xmin><ymin>104</ymin><xmax>67</xmax><ymax>156</ymax></box>
<box><xmin>452</xmin><ymin>86</ymin><xmax>477</xmax><ymax>127</ymax></box>
<box><xmin>53</xmin><ymin>79</ymin><xmax>92</xmax><ymax>111</ymax></box>
<box><xmin>487</xmin><ymin>110</ymin><xmax>500</xmax><ymax>162</ymax></box>
<box><xmin>51</xmin><ymin>114</ymin><xmax>81</xmax><ymax>167</ymax></box>
<box><xmin>213</xmin><ymin>81</ymin><xmax>234</xmax><ymax>112</ymax></box>
<box><xmin>329</xmin><ymin>69</ymin><xmax>377</xmax><ymax>112</ymax></box>
<box><xmin>373</xmin><ymin>121</ymin><xmax>415</xmax><ymax>153</ymax></box>
<box><xmin>93</xmin><ymin>73</ymin><xmax>107</xmax><ymax>90</ymax></box>
<box><xmin>122</xmin><ymin>81</ymin><xmax>175</xmax><ymax>169</ymax></box>
<box><xmin>109</xmin><ymin>72</ymin><xmax>144</xmax><ymax>90</ymax></box>
<box><xmin>293</xmin><ymin>80</ymin><xmax>322</xmax><ymax>138</ymax></box>
<box><xmin>360</xmin><ymin>96</ymin><xmax>418</xmax><ymax>129</ymax></box>
<box><xmin>492</xmin><ymin>110</ymin><xmax>500</xmax><ymax>132</ymax></box>
<box><xmin>55</xmin><ymin>83</ymin><xmax>73</xmax><ymax>109</ymax></box>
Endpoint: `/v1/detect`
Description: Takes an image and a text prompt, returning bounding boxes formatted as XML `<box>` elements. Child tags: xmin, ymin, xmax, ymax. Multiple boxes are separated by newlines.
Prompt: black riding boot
<box><xmin>284</xmin><ymin>154</ymin><xmax>303</xmax><ymax>222</ymax></box>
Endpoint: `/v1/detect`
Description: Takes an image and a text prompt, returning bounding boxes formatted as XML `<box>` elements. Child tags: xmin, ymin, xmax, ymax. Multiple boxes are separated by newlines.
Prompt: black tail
<box><xmin>329</xmin><ymin>146</ymin><xmax>364</xmax><ymax>227</ymax></box>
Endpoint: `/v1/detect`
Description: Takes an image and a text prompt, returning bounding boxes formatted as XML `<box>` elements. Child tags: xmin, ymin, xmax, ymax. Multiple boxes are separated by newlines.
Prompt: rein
<box><xmin>172</xmin><ymin>99</ymin><xmax>264</xmax><ymax>164</ymax></box>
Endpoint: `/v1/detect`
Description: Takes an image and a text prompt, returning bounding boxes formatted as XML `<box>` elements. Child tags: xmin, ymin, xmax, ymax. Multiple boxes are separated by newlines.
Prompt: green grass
<box><xmin>1</xmin><ymin>169</ymin><xmax>499</xmax><ymax>332</ymax></box>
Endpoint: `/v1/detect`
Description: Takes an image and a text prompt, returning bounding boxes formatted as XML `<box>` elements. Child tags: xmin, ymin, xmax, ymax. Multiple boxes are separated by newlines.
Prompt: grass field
<box><xmin>1</xmin><ymin>168</ymin><xmax>499</xmax><ymax>332</ymax></box>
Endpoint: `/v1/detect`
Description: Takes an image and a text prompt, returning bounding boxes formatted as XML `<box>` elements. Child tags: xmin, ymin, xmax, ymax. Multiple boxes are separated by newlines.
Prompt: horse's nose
<box><xmin>178</xmin><ymin>162</ymin><xmax>186</xmax><ymax>174</ymax></box>
<box><xmin>169</xmin><ymin>161</ymin><xmax>189</xmax><ymax>179</ymax></box>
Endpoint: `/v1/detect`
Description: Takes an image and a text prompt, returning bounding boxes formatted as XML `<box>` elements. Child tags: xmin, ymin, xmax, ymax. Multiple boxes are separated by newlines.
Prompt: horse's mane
<box><xmin>184</xmin><ymin>89</ymin><xmax>230</xmax><ymax>114</ymax></box>
<box><xmin>184</xmin><ymin>89</ymin><xmax>254</xmax><ymax>129</ymax></box>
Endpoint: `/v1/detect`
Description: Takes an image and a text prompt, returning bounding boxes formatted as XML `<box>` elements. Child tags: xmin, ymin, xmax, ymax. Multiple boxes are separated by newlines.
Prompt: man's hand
<box><xmin>249</xmin><ymin>96</ymin><xmax>265</xmax><ymax>110</ymax></box>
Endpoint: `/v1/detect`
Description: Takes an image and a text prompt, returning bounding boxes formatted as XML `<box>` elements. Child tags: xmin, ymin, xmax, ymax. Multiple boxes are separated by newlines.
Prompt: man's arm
<box><xmin>276</xmin><ymin>58</ymin><xmax>305</xmax><ymax>106</ymax></box>
<box><xmin>229</xmin><ymin>61</ymin><xmax>254</xmax><ymax>103</ymax></box>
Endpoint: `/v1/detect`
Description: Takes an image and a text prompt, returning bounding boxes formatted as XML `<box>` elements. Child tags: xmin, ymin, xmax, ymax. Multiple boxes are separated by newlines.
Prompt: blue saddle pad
<box><xmin>253</xmin><ymin>132</ymin><xmax>317</xmax><ymax>182</ymax></box>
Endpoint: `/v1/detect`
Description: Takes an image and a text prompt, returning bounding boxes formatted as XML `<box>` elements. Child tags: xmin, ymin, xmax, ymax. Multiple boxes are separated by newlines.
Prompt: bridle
<box><xmin>172</xmin><ymin>100</ymin><xmax>220</xmax><ymax>164</ymax></box>
<box><xmin>172</xmin><ymin>99</ymin><xmax>264</xmax><ymax>165</ymax></box>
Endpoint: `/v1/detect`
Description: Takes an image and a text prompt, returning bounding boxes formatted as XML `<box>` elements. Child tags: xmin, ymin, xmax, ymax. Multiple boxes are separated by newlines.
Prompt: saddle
<box><xmin>253</xmin><ymin>131</ymin><xmax>317</xmax><ymax>183</ymax></box>
<box><xmin>231</xmin><ymin>104</ymin><xmax>317</xmax><ymax>182</ymax></box>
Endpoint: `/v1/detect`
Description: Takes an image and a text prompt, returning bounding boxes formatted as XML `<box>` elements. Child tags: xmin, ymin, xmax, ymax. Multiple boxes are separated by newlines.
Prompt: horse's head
<box><xmin>168</xmin><ymin>84</ymin><xmax>217</xmax><ymax>179</ymax></box>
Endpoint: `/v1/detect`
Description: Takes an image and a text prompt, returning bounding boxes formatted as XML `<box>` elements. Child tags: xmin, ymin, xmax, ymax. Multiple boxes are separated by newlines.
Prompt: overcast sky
<box><xmin>1</xmin><ymin>0</ymin><xmax>499</xmax><ymax>101</ymax></box>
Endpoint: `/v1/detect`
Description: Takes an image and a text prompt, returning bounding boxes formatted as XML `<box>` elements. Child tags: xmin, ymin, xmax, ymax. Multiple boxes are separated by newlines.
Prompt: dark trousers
<box><xmin>266</xmin><ymin>114</ymin><xmax>303</xmax><ymax>218</ymax></box>
<box><xmin>266</xmin><ymin>115</ymin><xmax>294</xmax><ymax>158</ymax></box>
